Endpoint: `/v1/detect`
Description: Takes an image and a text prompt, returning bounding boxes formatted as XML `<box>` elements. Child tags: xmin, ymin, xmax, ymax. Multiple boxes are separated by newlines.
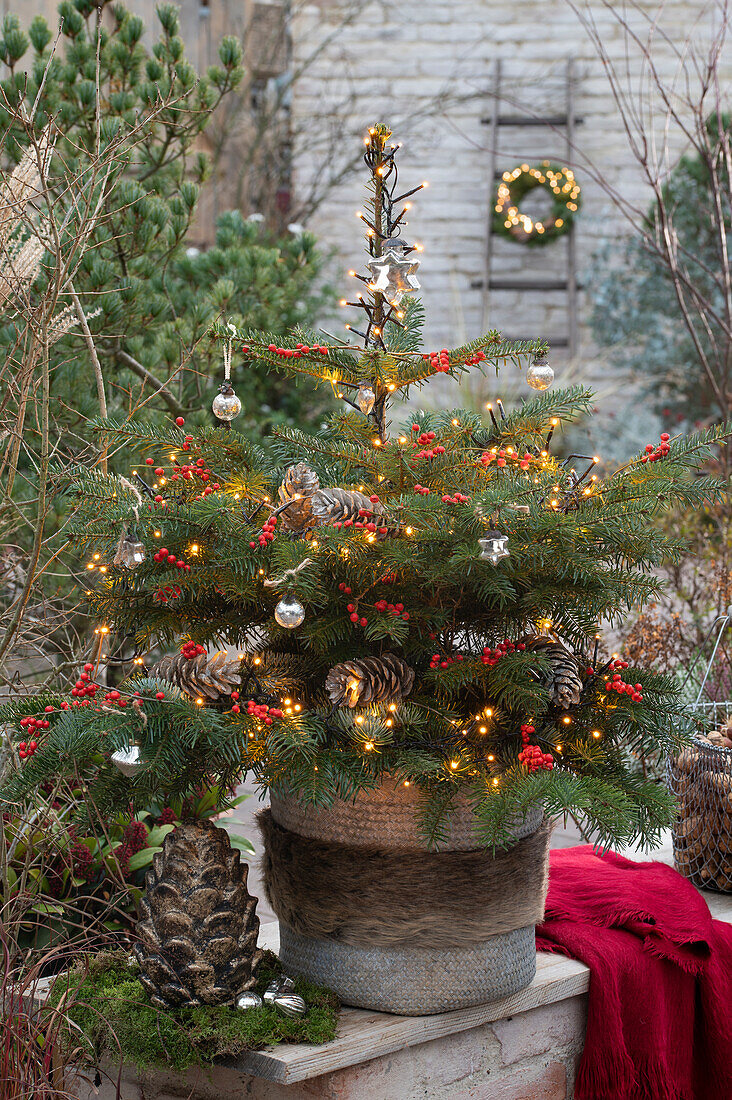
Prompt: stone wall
<box><xmin>289</xmin><ymin>0</ymin><xmax>730</xmax><ymax>390</ymax></box>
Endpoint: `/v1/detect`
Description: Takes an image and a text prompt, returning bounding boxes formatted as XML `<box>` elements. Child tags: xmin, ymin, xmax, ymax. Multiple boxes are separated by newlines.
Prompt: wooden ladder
<box><xmin>475</xmin><ymin>59</ymin><xmax>583</xmax><ymax>357</ymax></box>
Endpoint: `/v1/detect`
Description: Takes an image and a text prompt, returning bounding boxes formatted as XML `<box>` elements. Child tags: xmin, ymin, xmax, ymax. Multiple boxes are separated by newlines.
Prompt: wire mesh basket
<box><xmin>667</xmin><ymin>612</ymin><xmax>732</xmax><ymax>893</ymax></box>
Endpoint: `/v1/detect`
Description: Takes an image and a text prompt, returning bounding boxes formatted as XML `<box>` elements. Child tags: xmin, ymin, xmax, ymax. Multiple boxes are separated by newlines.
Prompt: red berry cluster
<box><xmin>244</xmin><ymin>699</ymin><xmax>284</xmax><ymax>725</ymax></box>
<box><xmin>338</xmin><ymin>582</ymin><xmax>353</xmax><ymax>595</ymax></box>
<box><xmin>346</xmin><ymin>603</ymin><xmax>368</xmax><ymax>628</ymax></box>
<box><xmin>481</xmin><ymin>640</ymin><xmax>524</xmax><ymax>667</ymax></box>
<box><xmin>464</xmin><ymin>349</ymin><xmax>487</xmax><ymax>366</ymax></box>
<box><xmin>123</xmin><ymin>819</ymin><xmax>148</xmax><ymax>854</ymax></box>
<box><xmin>20</xmin><ymin>707</ymin><xmax>52</xmax><ymax>742</ymax></box>
<box><xmin>441</xmin><ymin>492</ymin><xmax>470</xmax><ymax>504</ymax></box>
<box><xmin>422</xmin><ymin>348</ymin><xmax>451</xmax><ymax>372</ymax></box>
<box><xmin>641</xmin><ymin>433</ymin><xmax>671</xmax><ymax>463</ymax></box>
<box><xmin>70</xmin><ymin>841</ymin><xmax>95</xmax><ymax>880</ymax></box>
<box><xmin>18</xmin><ymin>738</ymin><xmax>38</xmax><ymax>759</ymax></box>
<box><xmin>153</xmin><ymin>546</ymin><xmax>192</xmax><ymax>572</ymax></box>
<box><xmin>71</xmin><ymin>663</ymin><xmax>98</xmax><ymax>699</ymax></box>
<box><xmin>429</xmin><ymin>652</ymin><xmax>465</xmax><ymax>670</ymax></box>
<box><xmin>479</xmin><ymin>449</ymin><xmax>532</xmax><ymax>471</ymax></box>
<box><xmin>181</xmin><ymin>642</ymin><xmax>206</xmax><ymax>660</ymax></box>
<box><xmin>413</xmin><ymin>483</ymin><xmax>430</xmax><ymax>495</ymax></box>
<box><xmin>181</xmin><ymin>434</ymin><xmax>194</xmax><ymax>452</ymax></box>
<box><xmin>157</xmin><ymin>807</ymin><xmax>177</xmax><ymax>825</ymax></box>
<box><xmin>605</xmin><ymin>659</ymin><xmax>644</xmax><ymax>702</ymax></box>
<box><xmin>374</xmin><ymin>599</ymin><xmax>409</xmax><ymax>620</ymax></box>
<box><xmin>410</xmin><ymin>428</ymin><xmax>446</xmax><ymax>460</ymax></box>
<box><xmin>266</xmin><ymin>342</ymin><xmax>329</xmax><ymax>358</ymax></box>
<box><xmin>518</xmin><ymin>723</ymin><xmax>554</xmax><ymax>771</ymax></box>
<box><xmin>250</xmin><ymin>513</ymin><xmax>278</xmax><ymax>549</ymax></box>
<box><xmin>101</xmin><ymin>689</ymin><xmax>129</xmax><ymax>708</ymax></box>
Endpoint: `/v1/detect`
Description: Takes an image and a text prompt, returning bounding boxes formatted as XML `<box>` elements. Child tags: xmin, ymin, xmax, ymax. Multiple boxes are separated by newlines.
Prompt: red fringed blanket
<box><xmin>535</xmin><ymin>846</ymin><xmax>732</xmax><ymax>1100</ymax></box>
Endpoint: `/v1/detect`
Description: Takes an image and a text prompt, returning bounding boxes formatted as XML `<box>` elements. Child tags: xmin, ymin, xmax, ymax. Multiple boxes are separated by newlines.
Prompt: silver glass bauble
<box><xmin>263</xmin><ymin>976</ymin><xmax>295</xmax><ymax>1004</ymax></box>
<box><xmin>526</xmin><ymin>357</ymin><xmax>554</xmax><ymax>391</ymax></box>
<box><xmin>478</xmin><ymin>530</ymin><xmax>510</xmax><ymax>564</ymax></box>
<box><xmin>274</xmin><ymin>594</ymin><xmax>305</xmax><ymax>629</ymax></box>
<box><xmin>111</xmin><ymin>744</ymin><xmax>142</xmax><ymax>776</ymax></box>
<box><xmin>236</xmin><ymin>990</ymin><xmax>263</xmax><ymax>1010</ymax></box>
<box><xmin>355</xmin><ymin>383</ymin><xmax>376</xmax><ymax>415</ymax></box>
<box><xmin>273</xmin><ymin>992</ymin><xmax>307</xmax><ymax>1018</ymax></box>
<box><xmin>212</xmin><ymin>381</ymin><xmax>242</xmax><ymax>422</ymax></box>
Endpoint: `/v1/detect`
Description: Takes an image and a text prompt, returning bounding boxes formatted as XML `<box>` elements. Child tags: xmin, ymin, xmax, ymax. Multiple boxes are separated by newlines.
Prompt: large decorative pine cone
<box><xmin>134</xmin><ymin>821</ymin><xmax>262</xmax><ymax>1008</ymax></box>
<box><xmin>325</xmin><ymin>653</ymin><xmax>415</xmax><ymax>707</ymax></box>
<box><xmin>311</xmin><ymin>487</ymin><xmax>386</xmax><ymax>527</ymax></box>
<box><xmin>151</xmin><ymin>651</ymin><xmax>240</xmax><ymax>702</ymax></box>
<box><xmin>278</xmin><ymin>462</ymin><xmax>320</xmax><ymax>533</ymax></box>
<box><xmin>528</xmin><ymin>637</ymin><xmax>583</xmax><ymax>708</ymax></box>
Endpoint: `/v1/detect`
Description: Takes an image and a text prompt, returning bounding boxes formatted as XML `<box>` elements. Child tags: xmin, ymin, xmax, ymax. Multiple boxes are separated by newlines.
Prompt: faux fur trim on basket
<box><xmin>259</xmin><ymin>810</ymin><xmax>552</xmax><ymax>950</ymax></box>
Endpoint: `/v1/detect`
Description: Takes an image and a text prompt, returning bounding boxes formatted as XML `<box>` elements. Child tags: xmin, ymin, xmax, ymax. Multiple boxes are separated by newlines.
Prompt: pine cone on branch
<box><xmin>326</xmin><ymin>653</ymin><xmax>415</xmax><ymax>707</ymax></box>
<box><xmin>311</xmin><ymin>487</ymin><xmax>386</xmax><ymax>527</ymax></box>
<box><xmin>527</xmin><ymin>637</ymin><xmax>583</xmax><ymax>708</ymax></box>
<box><xmin>151</xmin><ymin>651</ymin><xmax>240</xmax><ymax>702</ymax></box>
<box><xmin>278</xmin><ymin>463</ymin><xmax>320</xmax><ymax>533</ymax></box>
<box><xmin>135</xmin><ymin>821</ymin><xmax>262</xmax><ymax>1008</ymax></box>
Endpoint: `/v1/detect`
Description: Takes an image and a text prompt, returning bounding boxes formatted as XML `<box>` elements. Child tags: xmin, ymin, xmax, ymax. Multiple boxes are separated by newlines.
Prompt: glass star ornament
<box><xmin>365</xmin><ymin>239</ymin><xmax>421</xmax><ymax>305</ymax></box>
<box><xmin>478</xmin><ymin>530</ymin><xmax>510</xmax><ymax>564</ymax></box>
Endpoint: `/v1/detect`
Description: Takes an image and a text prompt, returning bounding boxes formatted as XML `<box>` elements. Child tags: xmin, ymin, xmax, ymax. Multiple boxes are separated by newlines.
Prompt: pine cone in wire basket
<box><xmin>151</xmin><ymin>650</ymin><xmax>240</xmax><ymax>703</ymax></box>
<box><xmin>135</xmin><ymin>821</ymin><xmax>262</xmax><ymax>1008</ymax></box>
<box><xmin>278</xmin><ymin>462</ymin><xmax>320</xmax><ymax>533</ymax></box>
<box><xmin>325</xmin><ymin>653</ymin><xmax>415</xmax><ymax>707</ymax></box>
<box><xmin>527</xmin><ymin>636</ymin><xmax>583</xmax><ymax>708</ymax></box>
<box><xmin>311</xmin><ymin>487</ymin><xmax>386</xmax><ymax>527</ymax></box>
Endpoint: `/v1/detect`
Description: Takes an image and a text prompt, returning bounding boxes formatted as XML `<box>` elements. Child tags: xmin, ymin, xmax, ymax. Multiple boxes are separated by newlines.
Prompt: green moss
<box><xmin>48</xmin><ymin>949</ymin><xmax>339</xmax><ymax>1073</ymax></box>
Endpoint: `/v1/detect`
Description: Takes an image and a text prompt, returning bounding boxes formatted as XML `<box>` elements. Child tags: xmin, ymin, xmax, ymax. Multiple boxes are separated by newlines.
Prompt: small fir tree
<box><xmin>1</xmin><ymin>125</ymin><xmax>727</xmax><ymax>849</ymax></box>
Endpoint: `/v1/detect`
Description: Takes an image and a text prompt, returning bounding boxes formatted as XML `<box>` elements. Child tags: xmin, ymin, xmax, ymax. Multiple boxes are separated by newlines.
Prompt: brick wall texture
<box><xmin>289</xmin><ymin>0</ymin><xmax>732</xmax><ymax>381</ymax></box>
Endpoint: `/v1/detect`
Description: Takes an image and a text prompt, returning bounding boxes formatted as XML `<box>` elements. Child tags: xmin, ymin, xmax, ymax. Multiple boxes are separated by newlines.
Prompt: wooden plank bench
<box><xmin>70</xmin><ymin>839</ymin><xmax>732</xmax><ymax>1100</ymax></box>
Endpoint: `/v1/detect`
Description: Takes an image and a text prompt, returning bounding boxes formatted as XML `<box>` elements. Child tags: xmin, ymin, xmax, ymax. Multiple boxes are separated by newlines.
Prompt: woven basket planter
<box><xmin>668</xmin><ymin>736</ymin><xmax>732</xmax><ymax>893</ymax></box>
<box><xmin>259</xmin><ymin>779</ymin><xmax>550</xmax><ymax>1015</ymax></box>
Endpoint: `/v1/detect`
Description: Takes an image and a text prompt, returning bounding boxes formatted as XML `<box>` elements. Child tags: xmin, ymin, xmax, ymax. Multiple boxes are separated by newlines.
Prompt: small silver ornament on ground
<box><xmin>526</xmin><ymin>355</ymin><xmax>554</xmax><ymax>391</ymax></box>
<box><xmin>274</xmin><ymin>594</ymin><xmax>305</xmax><ymax>629</ymax></box>
<box><xmin>212</xmin><ymin>381</ymin><xmax>242</xmax><ymax>422</ymax></box>
<box><xmin>236</xmin><ymin>990</ymin><xmax>263</xmax><ymax>1010</ymax></box>
<box><xmin>263</xmin><ymin>977</ymin><xmax>305</xmax><ymax>1016</ymax></box>
<box><xmin>111</xmin><ymin>744</ymin><xmax>142</xmax><ymax>776</ymax></box>
<box><xmin>479</xmin><ymin>531</ymin><xmax>510</xmax><ymax>564</ymax></box>
<box><xmin>263</xmin><ymin>976</ymin><xmax>295</xmax><ymax>1004</ymax></box>
<box><xmin>355</xmin><ymin>383</ymin><xmax>376</xmax><ymax>415</ymax></box>
<box><xmin>274</xmin><ymin>992</ymin><xmax>307</xmax><ymax>1017</ymax></box>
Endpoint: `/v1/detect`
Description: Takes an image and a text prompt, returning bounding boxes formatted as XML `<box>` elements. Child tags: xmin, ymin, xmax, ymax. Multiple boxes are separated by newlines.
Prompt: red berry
<box><xmin>155</xmin><ymin>691</ymin><xmax>165</xmax><ymax>700</ymax></box>
<box><xmin>360</xmin><ymin>617</ymin><xmax>367</xmax><ymax>627</ymax></box>
<box><xmin>175</xmin><ymin>416</ymin><xmax>185</xmax><ymax>427</ymax></box>
<box><xmin>145</xmin><ymin>457</ymin><xmax>154</xmax><ymax>465</ymax></box>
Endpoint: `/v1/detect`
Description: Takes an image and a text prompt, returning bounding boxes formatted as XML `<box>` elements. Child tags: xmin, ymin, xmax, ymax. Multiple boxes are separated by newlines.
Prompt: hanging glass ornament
<box><xmin>111</xmin><ymin>744</ymin><xmax>142</xmax><ymax>776</ymax></box>
<box><xmin>119</xmin><ymin>531</ymin><xmax>146</xmax><ymax>570</ymax></box>
<box><xmin>212</xmin><ymin>324</ymin><xmax>242</xmax><ymax>423</ymax></box>
<box><xmin>526</xmin><ymin>355</ymin><xmax>554</xmax><ymax>391</ymax></box>
<box><xmin>355</xmin><ymin>383</ymin><xmax>376</xmax><ymax>415</ymax></box>
<box><xmin>236</xmin><ymin>991</ymin><xmax>263</xmax><ymax>1010</ymax></box>
<box><xmin>365</xmin><ymin>237</ymin><xmax>421</xmax><ymax>305</ymax></box>
<box><xmin>479</xmin><ymin>530</ymin><xmax>510</xmax><ymax>564</ymax></box>
<box><xmin>274</xmin><ymin>593</ymin><xmax>305</xmax><ymax>629</ymax></box>
<box><xmin>212</xmin><ymin>381</ymin><xmax>242</xmax><ymax>422</ymax></box>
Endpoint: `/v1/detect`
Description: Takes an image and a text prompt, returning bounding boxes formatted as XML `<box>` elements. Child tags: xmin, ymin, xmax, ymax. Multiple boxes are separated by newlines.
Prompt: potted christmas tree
<box><xmin>2</xmin><ymin>125</ymin><xmax>726</xmax><ymax>1016</ymax></box>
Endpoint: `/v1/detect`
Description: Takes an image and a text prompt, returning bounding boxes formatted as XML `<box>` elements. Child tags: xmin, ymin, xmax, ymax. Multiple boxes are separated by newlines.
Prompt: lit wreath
<box><xmin>493</xmin><ymin>161</ymin><xmax>581</xmax><ymax>245</ymax></box>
